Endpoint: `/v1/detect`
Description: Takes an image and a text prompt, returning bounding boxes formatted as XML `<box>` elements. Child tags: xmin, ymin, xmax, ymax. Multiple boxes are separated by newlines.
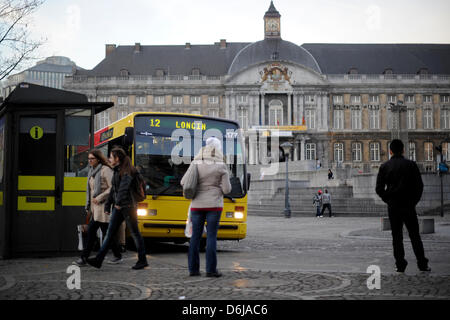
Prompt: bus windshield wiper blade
<box><xmin>224</xmin><ymin>195</ymin><xmax>235</xmax><ymax>202</ymax></box>
<box><xmin>151</xmin><ymin>184</ymin><xmax>175</xmax><ymax>199</ymax></box>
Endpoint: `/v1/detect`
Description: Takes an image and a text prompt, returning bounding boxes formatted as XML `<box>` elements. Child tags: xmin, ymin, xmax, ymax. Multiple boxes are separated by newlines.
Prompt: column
<box><xmin>299</xmin><ymin>95</ymin><xmax>304</xmax><ymax>125</ymax></box>
<box><xmin>249</xmin><ymin>95</ymin><xmax>254</xmax><ymax>129</ymax></box>
<box><xmin>261</xmin><ymin>93</ymin><xmax>265</xmax><ymax>125</ymax></box>
<box><xmin>294</xmin><ymin>142</ymin><xmax>299</xmax><ymax>161</ymax></box>
<box><xmin>317</xmin><ymin>94</ymin><xmax>322</xmax><ymax>130</ymax></box>
<box><xmin>231</xmin><ymin>94</ymin><xmax>236</xmax><ymax>121</ymax></box>
<box><xmin>225</xmin><ymin>93</ymin><xmax>230</xmax><ymax>119</ymax></box>
<box><xmin>288</xmin><ymin>93</ymin><xmax>292</xmax><ymax>125</ymax></box>
<box><xmin>254</xmin><ymin>93</ymin><xmax>259</xmax><ymax>126</ymax></box>
<box><xmin>322</xmin><ymin>94</ymin><xmax>329</xmax><ymax>130</ymax></box>
<box><xmin>248</xmin><ymin>131</ymin><xmax>257</xmax><ymax>164</ymax></box>
<box><xmin>301</xmin><ymin>139</ymin><xmax>306</xmax><ymax>161</ymax></box>
<box><xmin>293</xmin><ymin>94</ymin><xmax>298</xmax><ymax>125</ymax></box>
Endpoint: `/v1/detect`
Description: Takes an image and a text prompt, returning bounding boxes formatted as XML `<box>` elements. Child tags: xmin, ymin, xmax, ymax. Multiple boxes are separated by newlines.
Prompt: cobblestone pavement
<box><xmin>0</xmin><ymin>216</ymin><xmax>449</xmax><ymax>300</ymax></box>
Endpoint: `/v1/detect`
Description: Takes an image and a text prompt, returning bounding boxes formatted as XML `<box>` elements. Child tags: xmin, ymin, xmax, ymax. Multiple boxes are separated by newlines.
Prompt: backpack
<box><xmin>131</xmin><ymin>171</ymin><xmax>146</xmax><ymax>203</ymax></box>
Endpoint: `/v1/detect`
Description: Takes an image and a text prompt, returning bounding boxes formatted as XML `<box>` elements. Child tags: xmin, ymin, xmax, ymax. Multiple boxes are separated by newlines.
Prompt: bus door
<box><xmin>11</xmin><ymin>111</ymin><xmax>64</xmax><ymax>253</ymax></box>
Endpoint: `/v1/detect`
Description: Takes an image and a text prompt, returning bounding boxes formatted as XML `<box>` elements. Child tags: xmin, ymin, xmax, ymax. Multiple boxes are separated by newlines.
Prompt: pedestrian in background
<box><xmin>73</xmin><ymin>149</ymin><xmax>122</xmax><ymax>266</ymax></box>
<box><xmin>313</xmin><ymin>190</ymin><xmax>323</xmax><ymax>218</ymax></box>
<box><xmin>87</xmin><ymin>147</ymin><xmax>148</xmax><ymax>270</ymax></box>
<box><xmin>181</xmin><ymin>137</ymin><xmax>231</xmax><ymax>277</ymax></box>
<box><xmin>321</xmin><ymin>189</ymin><xmax>334</xmax><ymax>217</ymax></box>
<box><xmin>328</xmin><ymin>169</ymin><xmax>334</xmax><ymax>180</ymax></box>
<box><xmin>376</xmin><ymin>139</ymin><xmax>430</xmax><ymax>273</ymax></box>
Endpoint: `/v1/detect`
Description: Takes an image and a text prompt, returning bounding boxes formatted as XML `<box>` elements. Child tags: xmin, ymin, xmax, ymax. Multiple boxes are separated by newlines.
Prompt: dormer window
<box><xmin>191</xmin><ymin>68</ymin><xmax>200</xmax><ymax>76</ymax></box>
<box><xmin>348</xmin><ymin>68</ymin><xmax>358</xmax><ymax>75</ymax></box>
<box><xmin>383</xmin><ymin>68</ymin><xmax>393</xmax><ymax>75</ymax></box>
<box><xmin>120</xmin><ymin>69</ymin><xmax>129</xmax><ymax>76</ymax></box>
<box><xmin>155</xmin><ymin>69</ymin><xmax>165</xmax><ymax>77</ymax></box>
<box><xmin>418</xmin><ymin>68</ymin><xmax>428</xmax><ymax>75</ymax></box>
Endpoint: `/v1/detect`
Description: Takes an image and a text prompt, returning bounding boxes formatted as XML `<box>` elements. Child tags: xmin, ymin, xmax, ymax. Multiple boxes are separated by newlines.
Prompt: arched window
<box><xmin>191</xmin><ymin>68</ymin><xmax>200</xmax><ymax>76</ymax></box>
<box><xmin>268</xmin><ymin>99</ymin><xmax>283</xmax><ymax>126</ymax></box>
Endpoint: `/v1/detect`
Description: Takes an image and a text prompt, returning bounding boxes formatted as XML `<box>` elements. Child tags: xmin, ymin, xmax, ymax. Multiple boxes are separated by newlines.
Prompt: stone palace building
<box><xmin>64</xmin><ymin>1</ymin><xmax>450</xmax><ymax>173</ymax></box>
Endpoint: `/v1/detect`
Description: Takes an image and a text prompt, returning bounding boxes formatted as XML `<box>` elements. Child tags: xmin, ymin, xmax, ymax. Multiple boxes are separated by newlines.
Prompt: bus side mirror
<box><xmin>247</xmin><ymin>173</ymin><xmax>251</xmax><ymax>191</ymax></box>
<box><xmin>123</xmin><ymin>127</ymin><xmax>134</xmax><ymax>146</ymax></box>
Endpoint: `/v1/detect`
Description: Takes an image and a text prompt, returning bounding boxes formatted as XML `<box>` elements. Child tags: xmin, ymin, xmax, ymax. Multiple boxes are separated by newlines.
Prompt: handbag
<box><xmin>184</xmin><ymin>204</ymin><xmax>207</xmax><ymax>238</ymax></box>
<box><xmin>184</xmin><ymin>204</ymin><xmax>193</xmax><ymax>238</ymax></box>
<box><xmin>182</xmin><ymin>162</ymin><xmax>198</xmax><ymax>199</ymax></box>
<box><xmin>77</xmin><ymin>210</ymin><xmax>91</xmax><ymax>251</ymax></box>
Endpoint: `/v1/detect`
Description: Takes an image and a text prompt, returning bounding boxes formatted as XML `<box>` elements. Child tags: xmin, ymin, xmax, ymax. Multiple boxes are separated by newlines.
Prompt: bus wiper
<box><xmin>151</xmin><ymin>185</ymin><xmax>175</xmax><ymax>199</ymax></box>
<box><xmin>224</xmin><ymin>195</ymin><xmax>235</xmax><ymax>203</ymax></box>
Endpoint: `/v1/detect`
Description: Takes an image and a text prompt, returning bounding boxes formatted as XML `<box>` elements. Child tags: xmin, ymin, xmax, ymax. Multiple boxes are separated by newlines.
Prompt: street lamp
<box><xmin>436</xmin><ymin>144</ymin><xmax>449</xmax><ymax>217</ymax></box>
<box><xmin>281</xmin><ymin>142</ymin><xmax>293</xmax><ymax>218</ymax></box>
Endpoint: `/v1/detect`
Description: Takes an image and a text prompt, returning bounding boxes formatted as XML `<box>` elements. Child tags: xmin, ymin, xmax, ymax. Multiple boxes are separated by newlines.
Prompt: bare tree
<box><xmin>0</xmin><ymin>0</ymin><xmax>45</xmax><ymax>81</ymax></box>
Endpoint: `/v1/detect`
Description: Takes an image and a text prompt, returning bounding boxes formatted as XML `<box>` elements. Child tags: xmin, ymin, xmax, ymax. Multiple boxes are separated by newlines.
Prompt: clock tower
<box><xmin>264</xmin><ymin>1</ymin><xmax>281</xmax><ymax>39</ymax></box>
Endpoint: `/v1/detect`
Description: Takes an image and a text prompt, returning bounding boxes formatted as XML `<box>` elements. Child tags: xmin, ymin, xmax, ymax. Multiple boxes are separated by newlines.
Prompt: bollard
<box><xmin>381</xmin><ymin>217</ymin><xmax>391</xmax><ymax>231</ymax></box>
<box><xmin>419</xmin><ymin>218</ymin><xmax>435</xmax><ymax>234</ymax></box>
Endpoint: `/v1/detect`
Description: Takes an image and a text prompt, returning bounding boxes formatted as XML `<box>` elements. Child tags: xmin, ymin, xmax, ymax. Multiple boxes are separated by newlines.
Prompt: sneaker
<box><xmin>132</xmin><ymin>260</ymin><xmax>148</xmax><ymax>270</ymax></box>
<box><xmin>107</xmin><ymin>257</ymin><xmax>123</xmax><ymax>264</ymax></box>
<box><xmin>189</xmin><ymin>271</ymin><xmax>201</xmax><ymax>277</ymax></box>
<box><xmin>206</xmin><ymin>271</ymin><xmax>222</xmax><ymax>278</ymax></box>
<box><xmin>86</xmin><ymin>257</ymin><xmax>102</xmax><ymax>269</ymax></box>
<box><xmin>319</xmin><ymin>215</ymin><xmax>324</xmax><ymax>218</ymax></box>
<box><xmin>72</xmin><ymin>257</ymin><xmax>87</xmax><ymax>267</ymax></box>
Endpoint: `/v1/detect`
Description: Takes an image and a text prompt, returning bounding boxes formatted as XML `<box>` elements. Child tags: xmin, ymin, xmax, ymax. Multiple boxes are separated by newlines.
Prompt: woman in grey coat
<box><xmin>181</xmin><ymin>137</ymin><xmax>232</xmax><ymax>277</ymax></box>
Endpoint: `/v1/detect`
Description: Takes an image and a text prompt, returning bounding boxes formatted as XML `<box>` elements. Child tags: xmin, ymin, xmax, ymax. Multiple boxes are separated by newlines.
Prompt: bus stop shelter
<box><xmin>0</xmin><ymin>83</ymin><xmax>113</xmax><ymax>258</ymax></box>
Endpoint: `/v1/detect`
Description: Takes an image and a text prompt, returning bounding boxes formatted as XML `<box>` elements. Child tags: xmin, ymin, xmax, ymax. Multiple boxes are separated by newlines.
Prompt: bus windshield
<box><xmin>134</xmin><ymin>115</ymin><xmax>246</xmax><ymax>198</ymax></box>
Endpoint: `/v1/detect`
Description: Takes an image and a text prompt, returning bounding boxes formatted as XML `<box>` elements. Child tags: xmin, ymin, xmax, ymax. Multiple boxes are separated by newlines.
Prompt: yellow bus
<box><xmin>94</xmin><ymin>112</ymin><xmax>249</xmax><ymax>247</ymax></box>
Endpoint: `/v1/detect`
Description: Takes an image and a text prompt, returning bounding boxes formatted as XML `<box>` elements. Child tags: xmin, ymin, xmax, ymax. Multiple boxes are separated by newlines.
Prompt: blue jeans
<box><xmin>96</xmin><ymin>207</ymin><xmax>147</xmax><ymax>263</ymax></box>
<box><xmin>316</xmin><ymin>206</ymin><xmax>321</xmax><ymax>216</ymax></box>
<box><xmin>82</xmin><ymin>219</ymin><xmax>121</xmax><ymax>260</ymax></box>
<box><xmin>188</xmin><ymin>210</ymin><xmax>221</xmax><ymax>274</ymax></box>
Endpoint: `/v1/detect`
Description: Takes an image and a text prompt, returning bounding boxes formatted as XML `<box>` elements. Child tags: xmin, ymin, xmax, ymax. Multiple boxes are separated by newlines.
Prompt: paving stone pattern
<box><xmin>1</xmin><ymin>216</ymin><xmax>449</xmax><ymax>300</ymax></box>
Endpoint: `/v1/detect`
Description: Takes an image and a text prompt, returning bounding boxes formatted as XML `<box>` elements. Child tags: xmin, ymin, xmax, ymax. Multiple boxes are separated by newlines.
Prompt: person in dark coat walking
<box><xmin>375</xmin><ymin>139</ymin><xmax>430</xmax><ymax>273</ymax></box>
<box><xmin>87</xmin><ymin>147</ymin><xmax>148</xmax><ymax>270</ymax></box>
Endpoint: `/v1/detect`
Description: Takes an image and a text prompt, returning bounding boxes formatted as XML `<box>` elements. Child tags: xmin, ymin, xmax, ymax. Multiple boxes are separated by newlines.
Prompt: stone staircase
<box><xmin>248</xmin><ymin>179</ymin><xmax>388</xmax><ymax>217</ymax></box>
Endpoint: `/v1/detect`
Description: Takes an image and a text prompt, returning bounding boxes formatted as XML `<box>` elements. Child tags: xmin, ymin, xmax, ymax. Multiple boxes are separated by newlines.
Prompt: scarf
<box><xmin>85</xmin><ymin>164</ymin><xmax>103</xmax><ymax>210</ymax></box>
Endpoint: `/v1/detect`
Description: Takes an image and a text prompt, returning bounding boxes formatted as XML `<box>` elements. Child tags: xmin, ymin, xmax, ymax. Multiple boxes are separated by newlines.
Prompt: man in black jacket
<box><xmin>376</xmin><ymin>139</ymin><xmax>430</xmax><ymax>273</ymax></box>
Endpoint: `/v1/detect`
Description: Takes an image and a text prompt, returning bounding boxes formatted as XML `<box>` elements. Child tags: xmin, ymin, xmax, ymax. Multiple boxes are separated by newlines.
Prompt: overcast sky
<box><xmin>28</xmin><ymin>0</ymin><xmax>450</xmax><ymax>70</ymax></box>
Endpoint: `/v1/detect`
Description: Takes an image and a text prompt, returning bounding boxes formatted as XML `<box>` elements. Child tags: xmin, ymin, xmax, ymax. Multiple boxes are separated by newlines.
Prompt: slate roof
<box><xmin>76</xmin><ymin>42</ymin><xmax>450</xmax><ymax>77</ymax></box>
<box><xmin>77</xmin><ymin>43</ymin><xmax>250</xmax><ymax>77</ymax></box>
<box><xmin>302</xmin><ymin>43</ymin><xmax>450</xmax><ymax>74</ymax></box>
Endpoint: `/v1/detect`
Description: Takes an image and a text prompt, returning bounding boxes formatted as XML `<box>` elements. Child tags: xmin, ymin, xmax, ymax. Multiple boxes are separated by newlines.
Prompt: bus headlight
<box><xmin>137</xmin><ymin>209</ymin><xmax>148</xmax><ymax>216</ymax></box>
<box><xmin>235</xmin><ymin>211</ymin><xmax>244</xmax><ymax>219</ymax></box>
<box><xmin>234</xmin><ymin>206</ymin><xmax>245</xmax><ymax>219</ymax></box>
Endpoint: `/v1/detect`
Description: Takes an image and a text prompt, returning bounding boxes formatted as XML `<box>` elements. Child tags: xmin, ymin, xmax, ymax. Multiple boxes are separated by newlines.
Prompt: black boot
<box><xmin>132</xmin><ymin>260</ymin><xmax>148</xmax><ymax>270</ymax></box>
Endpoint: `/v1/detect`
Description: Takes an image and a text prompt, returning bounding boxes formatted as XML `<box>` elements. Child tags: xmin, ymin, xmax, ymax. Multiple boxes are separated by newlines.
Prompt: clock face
<box><xmin>266</xmin><ymin>18</ymin><xmax>279</xmax><ymax>32</ymax></box>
